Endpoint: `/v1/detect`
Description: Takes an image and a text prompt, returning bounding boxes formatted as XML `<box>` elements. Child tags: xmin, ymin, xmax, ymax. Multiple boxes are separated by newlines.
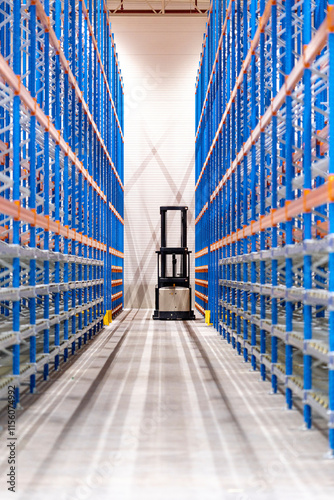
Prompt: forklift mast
<box><xmin>153</xmin><ymin>206</ymin><xmax>195</xmax><ymax>320</ymax></box>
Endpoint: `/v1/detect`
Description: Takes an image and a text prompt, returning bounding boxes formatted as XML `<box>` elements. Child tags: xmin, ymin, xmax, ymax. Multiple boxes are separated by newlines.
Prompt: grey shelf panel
<box><xmin>0</xmin><ymin>315</ymin><xmax>104</xmax><ymax>400</ymax></box>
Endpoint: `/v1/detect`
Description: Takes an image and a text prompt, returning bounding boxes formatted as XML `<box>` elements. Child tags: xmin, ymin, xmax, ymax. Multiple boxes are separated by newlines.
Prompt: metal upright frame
<box><xmin>195</xmin><ymin>0</ymin><xmax>334</xmax><ymax>455</ymax></box>
<box><xmin>0</xmin><ymin>0</ymin><xmax>124</xmax><ymax>405</ymax></box>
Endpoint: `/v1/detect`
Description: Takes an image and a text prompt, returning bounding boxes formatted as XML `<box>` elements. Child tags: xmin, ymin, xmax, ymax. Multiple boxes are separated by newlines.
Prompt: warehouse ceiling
<box><xmin>107</xmin><ymin>0</ymin><xmax>210</xmax><ymax>15</ymax></box>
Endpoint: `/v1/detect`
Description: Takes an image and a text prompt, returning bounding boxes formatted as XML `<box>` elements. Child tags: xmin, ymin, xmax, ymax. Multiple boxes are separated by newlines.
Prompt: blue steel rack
<box><xmin>0</xmin><ymin>0</ymin><xmax>124</xmax><ymax>406</ymax></box>
<box><xmin>195</xmin><ymin>0</ymin><xmax>334</xmax><ymax>454</ymax></box>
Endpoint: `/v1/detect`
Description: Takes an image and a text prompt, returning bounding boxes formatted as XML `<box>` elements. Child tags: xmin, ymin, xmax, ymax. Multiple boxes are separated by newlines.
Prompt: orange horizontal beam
<box><xmin>81</xmin><ymin>0</ymin><xmax>124</xmax><ymax>141</ymax></box>
<box><xmin>109</xmin><ymin>247</ymin><xmax>124</xmax><ymax>259</ymax></box>
<box><xmin>112</xmin><ymin>291</ymin><xmax>123</xmax><ymax>301</ymax></box>
<box><xmin>195</xmin><ymin>279</ymin><xmax>208</xmax><ymax>288</ymax></box>
<box><xmin>195</xmin><ymin>202</ymin><xmax>208</xmax><ymax>225</ymax></box>
<box><xmin>112</xmin><ymin>265</ymin><xmax>123</xmax><ymax>272</ymax></box>
<box><xmin>195</xmin><ymin>246</ymin><xmax>208</xmax><ymax>258</ymax></box>
<box><xmin>195</xmin><ymin>0</ymin><xmax>233</xmax><ymax>140</ymax></box>
<box><xmin>195</xmin><ymin>0</ymin><xmax>274</xmax><ymax>191</ymax></box>
<box><xmin>0</xmin><ymin>195</ymin><xmax>125</xmax><ymax>257</ymax></box>
<box><xmin>195</xmin><ymin>2</ymin><xmax>213</xmax><ymax>86</ymax></box>
<box><xmin>109</xmin><ymin>202</ymin><xmax>124</xmax><ymax>225</ymax></box>
<box><xmin>195</xmin><ymin>290</ymin><xmax>208</xmax><ymax>303</ymax></box>
<box><xmin>102</xmin><ymin>0</ymin><xmax>123</xmax><ymax>87</ymax></box>
<box><xmin>195</xmin><ymin>302</ymin><xmax>205</xmax><ymax>315</ymax></box>
<box><xmin>112</xmin><ymin>279</ymin><xmax>123</xmax><ymax>286</ymax></box>
<box><xmin>195</xmin><ymin>265</ymin><xmax>209</xmax><ymax>272</ymax></box>
<box><xmin>1</xmin><ymin>134</ymin><xmax>123</xmax><ymax>225</ymax></box>
<box><xmin>210</xmin><ymin>181</ymin><xmax>334</xmax><ymax>251</ymax></box>
<box><xmin>209</xmin><ymin>15</ymin><xmax>328</xmax><ymax>203</ymax></box>
<box><xmin>34</xmin><ymin>0</ymin><xmax>124</xmax><ymax>194</ymax></box>
<box><xmin>0</xmin><ymin>196</ymin><xmax>106</xmax><ymax>251</ymax></box>
<box><xmin>112</xmin><ymin>303</ymin><xmax>123</xmax><ymax>315</ymax></box>
<box><xmin>0</xmin><ymin>54</ymin><xmax>123</xmax><ymax>223</ymax></box>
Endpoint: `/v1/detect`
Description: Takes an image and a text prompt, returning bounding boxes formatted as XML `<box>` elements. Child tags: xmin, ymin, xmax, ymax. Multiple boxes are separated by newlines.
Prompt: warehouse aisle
<box><xmin>1</xmin><ymin>309</ymin><xmax>333</xmax><ymax>500</ymax></box>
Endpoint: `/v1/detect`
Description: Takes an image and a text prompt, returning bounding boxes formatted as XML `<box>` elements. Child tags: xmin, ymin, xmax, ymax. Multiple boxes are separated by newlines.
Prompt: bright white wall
<box><xmin>111</xmin><ymin>16</ymin><xmax>206</xmax><ymax>309</ymax></box>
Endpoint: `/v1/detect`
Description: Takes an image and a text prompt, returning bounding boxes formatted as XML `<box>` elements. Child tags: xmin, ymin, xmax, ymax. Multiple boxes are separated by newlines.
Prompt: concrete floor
<box><xmin>0</xmin><ymin>308</ymin><xmax>333</xmax><ymax>500</ymax></box>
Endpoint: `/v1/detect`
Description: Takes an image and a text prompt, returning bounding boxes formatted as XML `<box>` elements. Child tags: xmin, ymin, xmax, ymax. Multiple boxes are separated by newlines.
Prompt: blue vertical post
<box><xmin>230</xmin><ymin>0</ymin><xmax>236</xmax><ymax>351</ymax></box>
<box><xmin>259</xmin><ymin>0</ymin><xmax>266</xmax><ymax>381</ymax></box>
<box><xmin>53</xmin><ymin>0</ymin><xmax>61</xmax><ymax>371</ymax></box>
<box><xmin>88</xmin><ymin>0</ymin><xmax>93</xmax><ymax>338</ymax></box>
<box><xmin>112</xmin><ymin>42</ymin><xmax>116</xmax><ymax>317</ymax></box>
<box><xmin>12</xmin><ymin>0</ymin><xmax>21</xmax><ymax>407</ymax></box>
<box><xmin>236</xmin><ymin>0</ymin><xmax>242</xmax><ymax>356</ymax></box>
<box><xmin>328</xmin><ymin>0</ymin><xmax>334</xmax><ymax>455</ymax></box>
<box><xmin>302</xmin><ymin>0</ymin><xmax>312</xmax><ymax>430</ymax></box>
<box><xmin>222</xmin><ymin>4</ymin><xmax>227</xmax><ymax>340</ymax></box>
<box><xmin>285</xmin><ymin>0</ymin><xmax>294</xmax><ymax>410</ymax></box>
<box><xmin>63</xmin><ymin>0</ymin><xmax>70</xmax><ymax>361</ymax></box>
<box><xmin>250</xmin><ymin>0</ymin><xmax>257</xmax><ymax>372</ymax></box>
<box><xmin>242</xmin><ymin>0</ymin><xmax>248</xmax><ymax>363</ymax></box>
<box><xmin>83</xmin><ymin>4</ymin><xmax>89</xmax><ymax>343</ymax></box>
<box><xmin>217</xmin><ymin>2</ymin><xmax>222</xmax><ymax>337</ymax></box>
<box><xmin>226</xmin><ymin>9</ymin><xmax>231</xmax><ymax>345</ymax></box>
<box><xmin>107</xmin><ymin>21</ymin><xmax>112</xmax><ymax>321</ymax></box>
<box><xmin>29</xmin><ymin>0</ymin><xmax>37</xmax><ymax>393</ymax></box>
<box><xmin>43</xmin><ymin>0</ymin><xmax>50</xmax><ymax>379</ymax></box>
<box><xmin>71</xmin><ymin>0</ymin><xmax>77</xmax><ymax>352</ymax></box>
<box><xmin>314</xmin><ymin>1</ymin><xmax>326</xmax><ymax>315</ymax></box>
<box><xmin>271</xmin><ymin>0</ymin><xmax>278</xmax><ymax>394</ymax></box>
<box><xmin>77</xmin><ymin>0</ymin><xmax>83</xmax><ymax>347</ymax></box>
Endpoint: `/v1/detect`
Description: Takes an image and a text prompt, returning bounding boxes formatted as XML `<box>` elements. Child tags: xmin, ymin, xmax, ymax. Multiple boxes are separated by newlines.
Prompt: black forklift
<box><xmin>153</xmin><ymin>206</ymin><xmax>195</xmax><ymax>320</ymax></box>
